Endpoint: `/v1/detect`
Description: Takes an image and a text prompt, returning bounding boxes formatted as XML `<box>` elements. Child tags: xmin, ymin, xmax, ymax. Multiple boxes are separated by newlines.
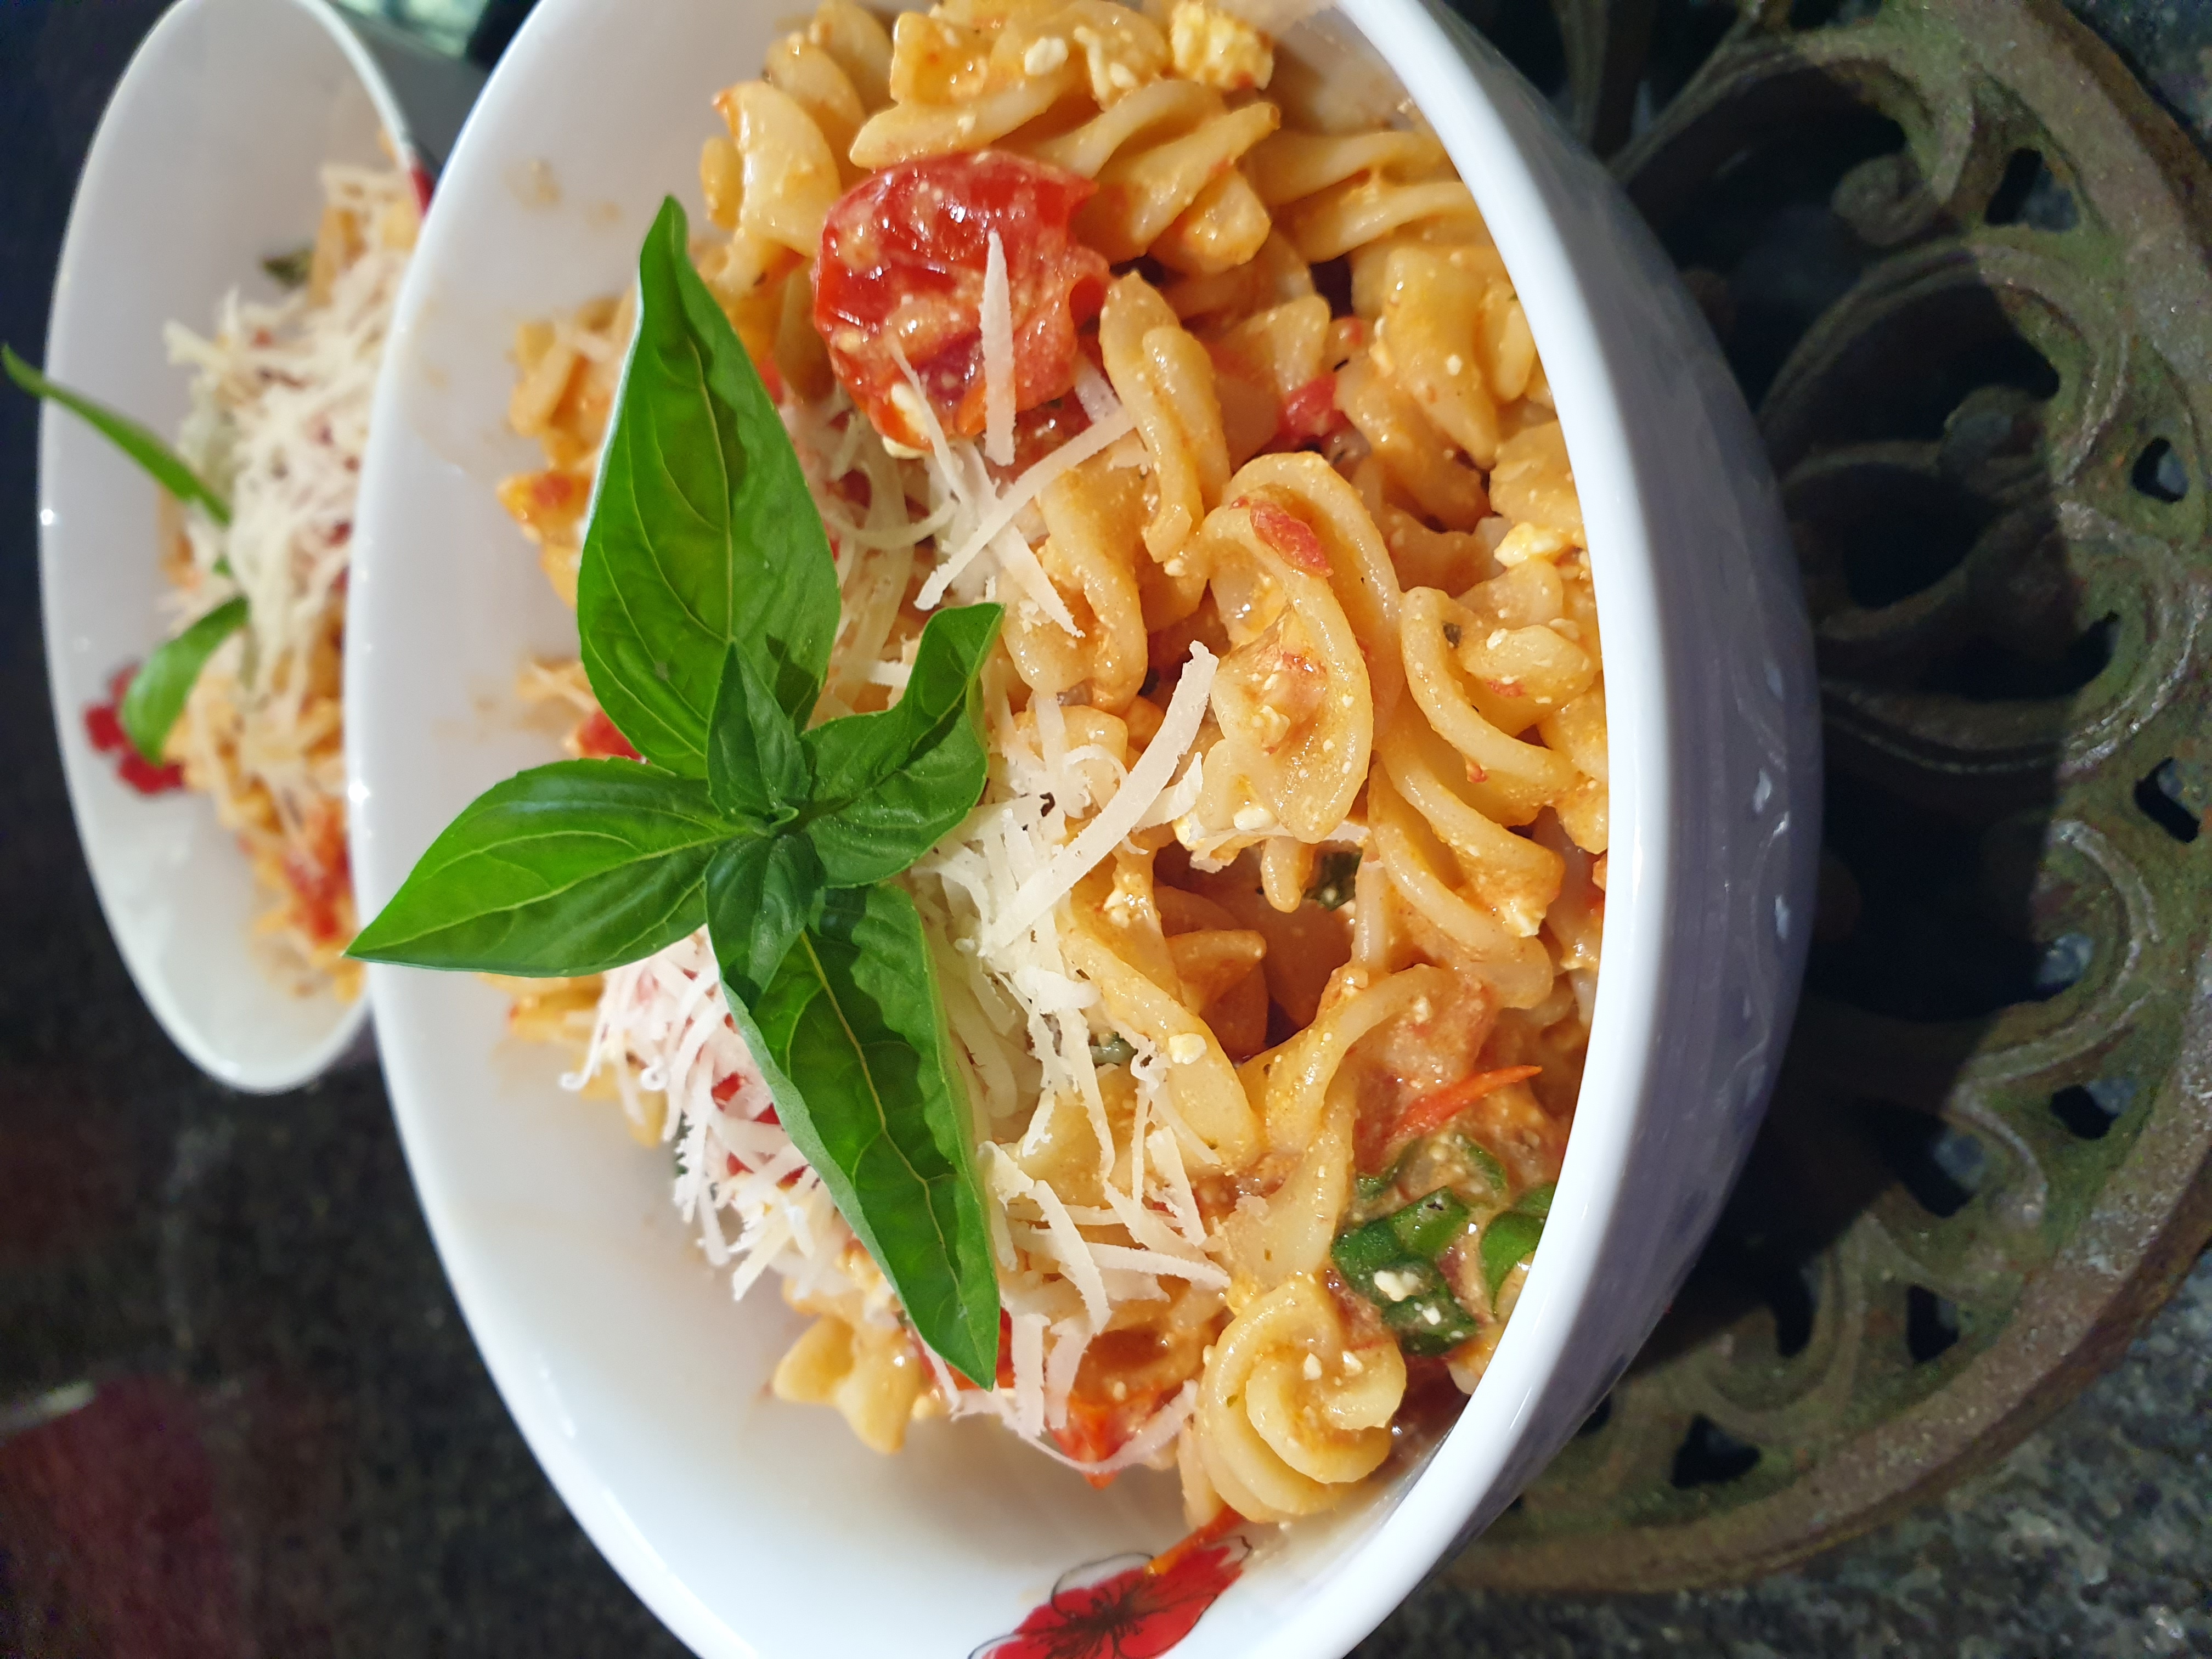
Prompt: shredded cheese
<box><xmin>912</xmin><ymin>408</ymin><xmax>1135</xmax><ymax>612</ymax></box>
<box><xmin>156</xmin><ymin>161</ymin><xmax>414</xmax><ymax>991</ymax></box>
<box><xmin>981</xmin><ymin>230</ymin><xmax>1015</xmax><ymax>467</ymax></box>
<box><xmin>979</xmin><ymin>644</ymin><xmax>1218</xmax><ymax>954</ymax></box>
<box><xmin>560</xmin><ymin>255</ymin><xmax>1256</xmax><ymax>1482</ymax></box>
<box><xmin>566</xmin><ymin>932</ymin><xmax>882</xmax><ymax>1317</ymax></box>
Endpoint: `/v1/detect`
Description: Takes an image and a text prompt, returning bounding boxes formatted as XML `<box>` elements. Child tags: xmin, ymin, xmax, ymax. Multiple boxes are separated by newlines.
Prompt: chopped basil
<box><xmin>1458</xmin><ymin>1136</ymin><xmax>1509</xmax><ymax>1195</ymax></box>
<box><xmin>1306</xmin><ymin>848</ymin><xmax>1361</xmax><ymax>910</ymax></box>
<box><xmin>1089</xmin><ymin>1032</ymin><xmax>1136</xmax><ymax>1068</ymax></box>
<box><xmin>1354</xmin><ymin>1141</ymin><xmax>1412</xmax><ymax>1205</ymax></box>
<box><xmin>262</xmin><ymin>245</ymin><xmax>314</xmax><ymax>290</ymax></box>
<box><xmin>1479</xmin><ymin>1182</ymin><xmax>1558</xmax><ymax>1302</ymax></box>
<box><xmin>1391</xmin><ymin>1188</ymin><xmax>1469</xmax><ymax>1257</ymax></box>
<box><xmin>1333</xmin><ymin>1188</ymin><xmax>1479</xmax><ymax>1357</ymax></box>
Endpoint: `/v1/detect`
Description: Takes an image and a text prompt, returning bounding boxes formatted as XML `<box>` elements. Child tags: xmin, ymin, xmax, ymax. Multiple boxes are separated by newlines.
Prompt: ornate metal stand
<box><xmin>1452</xmin><ymin>0</ymin><xmax>2212</xmax><ymax>1592</ymax></box>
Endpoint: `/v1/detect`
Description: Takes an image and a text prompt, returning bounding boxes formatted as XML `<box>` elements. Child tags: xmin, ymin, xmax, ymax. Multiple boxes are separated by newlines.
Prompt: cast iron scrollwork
<box><xmin>1449</xmin><ymin>0</ymin><xmax>2212</xmax><ymax>1591</ymax></box>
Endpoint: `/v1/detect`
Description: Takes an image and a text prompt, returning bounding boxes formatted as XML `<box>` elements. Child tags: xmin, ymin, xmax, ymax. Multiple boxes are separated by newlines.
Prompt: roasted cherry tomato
<box><xmin>573</xmin><ymin>706</ymin><xmax>641</xmax><ymax>761</ymax></box>
<box><xmin>84</xmin><ymin>665</ymin><xmax>185</xmax><ymax>795</ymax></box>
<box><xmin>814</xmin><ymin>151</ymin><xmax>1110</xmax><ymax>449</ymax></box>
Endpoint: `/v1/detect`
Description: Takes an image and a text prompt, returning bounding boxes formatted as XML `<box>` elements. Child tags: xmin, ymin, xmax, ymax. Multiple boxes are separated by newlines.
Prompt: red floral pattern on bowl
<box><xmin>971</xmin><ymin>1527</ymin><xmax>1250</xmax><ymax>1659</ymax></box>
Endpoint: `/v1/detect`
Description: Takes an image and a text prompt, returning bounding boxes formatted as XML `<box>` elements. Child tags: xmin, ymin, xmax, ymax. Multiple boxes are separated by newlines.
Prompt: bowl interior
<box><xmin>347</xmin><ymin>1</ymin><xmax>1718</xmax><ymax>1654</ymax></box>
<box><xmin>38</xmin><ymin>0</ymin><xmax>406</xmax><ymax>1091</ymax></box>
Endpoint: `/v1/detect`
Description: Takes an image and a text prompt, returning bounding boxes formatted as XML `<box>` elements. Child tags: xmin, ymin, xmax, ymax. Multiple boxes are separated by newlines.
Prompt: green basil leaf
<box><xmin>705</xmin><ymin>831</ymin><xmax>824</xmax><ymax>1008</ymax></box>
<box><xmin>1458</xmin><ymin>1137</ymin><xmax>1509</xmax><ymax>1196</ymax></box>
<box><xmin>5</xmin><ymin>345</ymin><xmax>231</xmax><ymax>526</ymax></box>
<box><xmin>577</xmin><ymin>197</ymin><xmax>838</xmax><ymax>775</ymax></box>
<box><xmin>803</xmin><ymin>605</ymin><xmax>1002</xmax><ymax>804</ymax></box>
<box><xmin>1514</xmin><ymin>1181</ymin><xmax>1556</xmax><ymax>1221</ymax></box>
<box><xmin>1480</xmin><ymin>1208</ymin><xmax>1546</xmax><ymax>1304</ymax></box>
<box><xmin>708</xmin><ymin>643</ymin><xmax>808</xmax><ymax>825</ymax></box>
<box><xmin>1306</xmin><ymin>849</ymin><xmax>1361</xmax><ymax>910</ymax></box>
<box><xmin>262</xmin><ymin>245</ymin><xmax>314</xmax><ymax>290</ymax></box>
<box><xmin>1389</xmin><ymin>1188</ymin><xmax>1470</xmax><ymax>1259</ymax></box>
<box><xmin>348</xmin><ymin>760</ymin><xmax>729</xmax><ymax>975</ymax></box>
<box><xmin>117</xmin><ymin>595</ymin><xmax>246</xmax><ymax>764</ymax></box>
<box><xmin>726</xmin><ymin>884</ymin><xmax>1000</xmax><ymax>1384</ymax></box>
<box><xmin>1331</xmin><ymin>1215</ymin><xmax>1409</xmax><ymax>1289</ymax></box>
<box><xmin>802</xmin><ymin>604</ymin><xmax>1001</xmax><ymax>887</ymax></box>
<box><xmin>1387</xmin><ymin>1285</ymin><xmax>1481</xmax><ymax>1356</ymax></box>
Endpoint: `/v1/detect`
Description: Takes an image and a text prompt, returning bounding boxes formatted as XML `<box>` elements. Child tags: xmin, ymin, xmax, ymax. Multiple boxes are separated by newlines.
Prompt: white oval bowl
<box><xmin>36</xmin><ymin>0</ymin><xmax>419</xmax><ymax>1092</ymax></box>
<box><xmin>348</xmin><ymin>1</ymin><xmax>1821</xmax><ymax>1653</ymax></box>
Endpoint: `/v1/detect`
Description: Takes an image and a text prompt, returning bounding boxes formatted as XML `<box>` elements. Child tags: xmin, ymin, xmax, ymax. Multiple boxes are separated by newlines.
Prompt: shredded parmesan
<box><xmin>912</xmin><ymin>408</ymin><xmax>1135</xmax><ymax>612</ymax></box>
<box><xmin>1011</xmin><ymin>1310</ymin><xmax>1049</xmax><ymax>1437</ymax></box>
<box><xmin>981</xmin><ymin>231</ymin><xmax>1015</xmax><ymax>467</ymax></box>
<box><xmin>1135</xmin><ymin>751</ymin><xmax>1206</xmax><ymax>831</ymax></box>
<box><xmin>979</xmin><ymin>644</ymin><xmax>1218</xmax><ymax>953</ymax></box>
<box><xmin>566</xmin><ymin>932</ymin><xmax>882</xmax><ymax>1317</ymax></box>
<box><xmin>555</xmin><ymin>245</ymin><xmax>1250</xmax><ymax>1483</ymax></box>
<box><xmin>1072</xmin><ymin>354</ymin><xmax>1119</xmax><ymax>423</ymax></box>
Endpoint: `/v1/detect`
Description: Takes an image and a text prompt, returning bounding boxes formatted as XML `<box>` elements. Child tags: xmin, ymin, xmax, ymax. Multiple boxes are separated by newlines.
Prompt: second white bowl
<box><xmin>37</xmin><ymin>0</ymin><xmax>418</xmax><ymax>1092</ymax></box>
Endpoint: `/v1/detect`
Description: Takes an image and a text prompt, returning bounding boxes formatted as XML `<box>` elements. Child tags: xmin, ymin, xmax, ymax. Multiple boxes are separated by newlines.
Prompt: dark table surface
<box><xmin>2</xmin><ymin>4</ymin><xmax>2205</xmax><ymax>1656</ymax></box>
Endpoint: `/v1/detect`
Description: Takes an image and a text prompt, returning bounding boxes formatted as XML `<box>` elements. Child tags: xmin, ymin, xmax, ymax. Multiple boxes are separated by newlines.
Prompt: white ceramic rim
<box><xmin>37</xmin><ymin>0</ymin><xmax>416</xmax><ymax>1094</ymax></box>
<box><xmin>1271</xmin><ymin>3</ymin><xmax>1672</xmax><ymax>1649</ymax></box>
<box><xmin>354</xmin><ymin>0</ymin><xmax>1680</xmax><ymax>1651</ymax></box>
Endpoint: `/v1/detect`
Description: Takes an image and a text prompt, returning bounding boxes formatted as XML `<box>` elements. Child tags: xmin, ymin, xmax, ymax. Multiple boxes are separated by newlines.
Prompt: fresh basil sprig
<box><xmin>351</xmin><ymin>197</ymin><xmax>1006</xmax><ymax>1385</ymax></box>
<box><xmin>577</xmin><ymin>198</ymin><xmax>840</xmax><ymax>770</ymax></box>
<box><xmin>118</xmin><ymin>595</ymin><xmax>247</xmax><ymax>765</ymax></box>
<box><xmin>7</xmin><ymin>344</ymin><xmax>245</xmax><ymax>764</ymax></box>
<box><xmin>6</xmin><ymin>344</ymin><xmax>232</xmax><ymax>527</ymax></box>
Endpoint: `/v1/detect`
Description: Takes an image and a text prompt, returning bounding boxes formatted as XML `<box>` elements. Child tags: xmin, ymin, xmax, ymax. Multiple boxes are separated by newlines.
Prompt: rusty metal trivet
<box><xmin>1449</xmin><ymin>0</ymin><xmax>2212</xmax><ymax>1592</ymax></box>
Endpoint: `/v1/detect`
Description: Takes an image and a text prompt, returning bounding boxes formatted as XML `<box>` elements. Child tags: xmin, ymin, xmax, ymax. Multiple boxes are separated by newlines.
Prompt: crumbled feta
<box><xmin>1169</xmin><ymin>0</ymin><xmax>1273</xmax><ymax>91</ymax></box>
<box><xmin>1370</xmin><ymin>1267</ymin><xmax>1424</xmax><ymax>1302</ymax></box>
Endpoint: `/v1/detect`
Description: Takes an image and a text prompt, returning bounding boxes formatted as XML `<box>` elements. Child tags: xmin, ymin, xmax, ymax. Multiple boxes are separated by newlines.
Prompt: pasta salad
<box><xmin>368</xmin><ymin>0</ymin><xmax>1602</xmax><ymax>1533</ymax></box>
<box><xmin>17</xmin><ymin>160</ymin><xmax>419</xmax><ymax>996</ymax></box>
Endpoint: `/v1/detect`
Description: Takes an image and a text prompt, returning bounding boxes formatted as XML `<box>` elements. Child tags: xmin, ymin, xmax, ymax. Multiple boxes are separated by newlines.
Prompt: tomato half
<box><xmin>814</xmin><ymin>151</ymin><xmax>1110</xmax><ymax>449</ymax></box>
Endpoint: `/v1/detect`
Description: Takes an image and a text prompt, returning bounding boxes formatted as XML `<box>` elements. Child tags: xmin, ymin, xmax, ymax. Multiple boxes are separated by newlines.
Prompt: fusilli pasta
<box><xmin>493</xmin><ymin>0</ymin><xmax>1606</xmax><ymax>1531</ymax></box>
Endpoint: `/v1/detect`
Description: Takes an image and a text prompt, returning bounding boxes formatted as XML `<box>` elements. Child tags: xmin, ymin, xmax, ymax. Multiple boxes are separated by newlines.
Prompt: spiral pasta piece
<box><xmin>1245</xmin><ymin>126</ymin><xmax>1481</xmax><ymax>263</ymax></box>
<box><xmin>1258</xmin><ymin>963</ymin><xmax>1452</xmax><ymax>1149</ymax></box>
<box><xmin>1335</xmin><ymin>354</ymin><xmax>1489</xmax><ymax>529</ymax></box>
<box><xmin>1066</xmin><ymin>871</ymin><xmax>1260</xmax><ymax>1170</ymax></box>
<box><xmin>1369</xmin><ymin>769</ymin><xmax>1553</xmax><ymax>1007</ymax></box>
<box><xmin>849</xmin><ymin>9</ymin><xmax>1081</xmax><ymax>168</ymax></box>
<box><xmin>1380</xmin><ymin>706</ymin><xmax>1562</xmax><ymax>936</ymax></box>
<box><xmin>1098</xmin><ymin>272</ymin><xmax>1230</xmax><ymax>570</ymax></box>
<box><xmin>1226</xmin><ymin>452</ymin><xmax>1403</xmax><ymax>721</ymax></box>
<box><xmin>712</xmin><ymin>80</ymin><xmax>847</xmax><ymax>256</ymax></box>
<box><xmin>1400</xmin><ymin>585</ymin><xmax>1575</xmax><ymax>823</ymax></box>
<box><xmin>1025</xmin><ymin>80</ymin><xmax>1279</xmax><ymax>269</ymax></box>
<box><xmin>1489</xmin><ymin>419</ymin><xmax>1586</xmax><ymax>544</ymax></box>
<box><xmin>1197</xmin><ymin>1273</ymin><xmax>1406</xmax><ymax>1521</ymax></box>
<box><xmin>764</xmin><ymin>31</ymin><xmax>871</xmax><ymax>187</ymax></box>
<box><xmin>1370</xmin><ymin>244</ymin><xmax>1498</xmax><ymax>468</ymax></box>
<box><xmin>1191</xmin><ymin>489</ymin><xmax>1372</xmax><ymax>842</ymax></box>
<box><xmin>1002</xmin><ymin>455</ymin><xmax>1150</xmax><ymax>711</ymax></box>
